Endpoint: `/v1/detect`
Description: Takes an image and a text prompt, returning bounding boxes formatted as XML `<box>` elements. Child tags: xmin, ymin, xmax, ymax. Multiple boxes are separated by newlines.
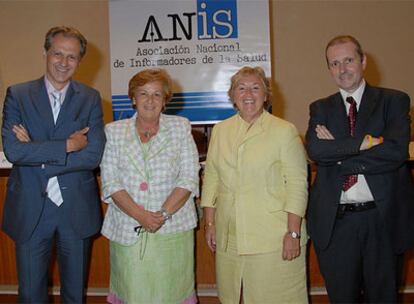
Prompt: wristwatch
<box><xmin>288</xmin><ymin>231</ymin><xmax>301</xmax><ymax>239</ymax></box>
<box><xmin>160</xmin><ymin>208</ymin><xmax>172</xmax><ymax>221</ymax></box>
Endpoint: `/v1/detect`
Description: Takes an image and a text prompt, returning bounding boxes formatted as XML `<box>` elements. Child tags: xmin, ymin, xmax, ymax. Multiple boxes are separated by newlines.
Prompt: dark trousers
<box><xmin>15</xmin><ymin>198</ymin><xmax>91</xmax><ymax>304</ymax></box>
<box><xmin>315</xmin><ymin>208</ymin><xmax>400</xmax><ymax>303</ymax></box>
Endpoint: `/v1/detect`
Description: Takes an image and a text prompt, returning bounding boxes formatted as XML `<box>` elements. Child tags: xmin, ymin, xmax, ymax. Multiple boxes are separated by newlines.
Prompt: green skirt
<box><xmin>109</xmin><ymin>230</ymin><xmax>196</xmax><ymax>304</ymax></box>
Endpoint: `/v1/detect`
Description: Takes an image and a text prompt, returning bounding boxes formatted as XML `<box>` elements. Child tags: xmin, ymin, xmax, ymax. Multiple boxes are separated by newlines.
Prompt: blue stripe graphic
<box><xmin>111</xmin><ymin>91</ymin><xmax>236</xmax><ymax>123</ymax></box>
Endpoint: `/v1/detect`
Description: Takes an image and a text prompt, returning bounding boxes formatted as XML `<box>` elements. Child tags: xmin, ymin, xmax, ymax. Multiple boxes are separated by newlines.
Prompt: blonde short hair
<box><xmin>228</xmin><ymin>66</ymin><xmax>271</xmax><ymax>106</ymax></box>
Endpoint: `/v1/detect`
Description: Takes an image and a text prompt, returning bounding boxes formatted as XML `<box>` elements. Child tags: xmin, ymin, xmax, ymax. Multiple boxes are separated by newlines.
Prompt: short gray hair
<box><xmin>44</xmin><ymin>26</ymin><xmax>87</xmax><ymax>58</ymax></box>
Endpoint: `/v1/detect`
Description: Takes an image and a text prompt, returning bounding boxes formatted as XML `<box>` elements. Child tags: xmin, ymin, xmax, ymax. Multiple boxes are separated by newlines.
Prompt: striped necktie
<box><xmin>46</xmin><ymin>91</ymin><xmax>63</xmax><ymax>206</ymax></box>
<box><xmin>51</xmin><ymin>91</ymin><xmax>62</xmax><ymax>123</ymax></box>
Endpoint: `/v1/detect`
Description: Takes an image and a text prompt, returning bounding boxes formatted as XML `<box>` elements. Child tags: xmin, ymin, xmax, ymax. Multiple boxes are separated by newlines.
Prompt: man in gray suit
<box><xmin>2</xmin><ymin>26</ymin><xmax>105</xmax><ymax>303</ymax></box>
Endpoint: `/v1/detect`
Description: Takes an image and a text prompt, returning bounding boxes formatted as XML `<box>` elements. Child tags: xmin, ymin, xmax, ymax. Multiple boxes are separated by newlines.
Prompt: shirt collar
<box><xmin>237</xmin><ymin>110</ymin><xmax>266</xmax><ymax>128</ymax></box>
<box><xmin>130</xmin><ymin>112</ymin><xmax>168</xmax><ymax>134</ymax></box>
<box><xmin>44</xmin><ymin>76</ymin><xmax>70</xmax><ymax>97</ymax></box>
<box><xmin>339</xmin><ymin>79</ymin><xmax>366</xmax><ymax>110</ymax></box>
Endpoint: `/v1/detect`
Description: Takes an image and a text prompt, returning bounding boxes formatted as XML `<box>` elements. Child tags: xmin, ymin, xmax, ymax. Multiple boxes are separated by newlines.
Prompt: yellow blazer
<box><xmin>201</xmin><ymin>112</ymin><xmax>308</xmax><ymax>254</ymax></box>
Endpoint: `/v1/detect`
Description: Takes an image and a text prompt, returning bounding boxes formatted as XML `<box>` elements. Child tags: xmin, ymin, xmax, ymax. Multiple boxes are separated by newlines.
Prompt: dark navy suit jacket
<box><xmin>306</xmin><ymin>84</ymin><xmax>414</xmax><ymax>254</ymax></box>
<box><xmin>2</xmin><ymin>77</ymin><xmax>106</xmax><ymax>242</ymax></box>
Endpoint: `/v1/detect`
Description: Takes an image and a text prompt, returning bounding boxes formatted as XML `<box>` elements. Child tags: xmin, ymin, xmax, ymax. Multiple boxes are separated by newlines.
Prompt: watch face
<box><xmin>291</xmin><ymin>231</ymin><xmax>300</xmax><ymax>239</ymax></box>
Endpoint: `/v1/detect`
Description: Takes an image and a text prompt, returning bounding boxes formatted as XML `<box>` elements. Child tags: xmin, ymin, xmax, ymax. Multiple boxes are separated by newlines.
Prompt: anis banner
<box><xmin>109</xmin><ymin>0</ymin><xmax>271</xmax><ymax>124</ymax></box>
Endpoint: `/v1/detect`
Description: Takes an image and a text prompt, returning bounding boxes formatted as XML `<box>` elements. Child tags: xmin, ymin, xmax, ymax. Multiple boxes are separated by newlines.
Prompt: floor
<box><xmin>1</xmin><ymin>294</ymin><xmax>414</xmax><ymax>303</ymax></box>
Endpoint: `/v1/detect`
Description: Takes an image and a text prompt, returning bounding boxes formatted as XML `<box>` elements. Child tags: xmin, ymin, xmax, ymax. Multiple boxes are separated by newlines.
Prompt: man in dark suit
<box><xmin>2</xmin><ymin>26</ymin><xmax>105</xmax><ymax>303</ymax></box>
<box><xmin>306</xmin><ymin>35</ymin><xmax>414</xmax><ymax>303</ymax></box>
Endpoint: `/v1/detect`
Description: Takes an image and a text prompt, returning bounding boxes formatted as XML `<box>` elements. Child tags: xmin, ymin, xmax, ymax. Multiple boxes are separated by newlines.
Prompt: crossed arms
<box><xmin>306</xmin><ymin>93</ymin><xmax>411</xmax><ymax>176</ymax></box>
<box><xmin>2</xmin><ymin>86</ymin><xmax>105</xmax><ymax>177</ymax></box>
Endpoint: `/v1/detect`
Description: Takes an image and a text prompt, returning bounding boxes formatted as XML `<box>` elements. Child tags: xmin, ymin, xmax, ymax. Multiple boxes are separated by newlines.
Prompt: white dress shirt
<box><xmin>339</xmin><ymin>80</ymin><xmax>375</xmax><ymax>204</ymax></box>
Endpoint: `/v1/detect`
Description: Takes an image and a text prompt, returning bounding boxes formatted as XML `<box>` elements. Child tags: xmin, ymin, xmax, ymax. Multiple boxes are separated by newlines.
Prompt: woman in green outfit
<box><xmin>100</xmin><ymin>69</ymin><xmax>200</xmax><ymax>303</ymax></box>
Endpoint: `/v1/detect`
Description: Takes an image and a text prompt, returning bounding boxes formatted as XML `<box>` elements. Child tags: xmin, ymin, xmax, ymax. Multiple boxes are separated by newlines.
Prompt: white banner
<box><xmin>109</xmin><ymin>0</ymin><xmax>271</xmax><ymax>124</ymax></box>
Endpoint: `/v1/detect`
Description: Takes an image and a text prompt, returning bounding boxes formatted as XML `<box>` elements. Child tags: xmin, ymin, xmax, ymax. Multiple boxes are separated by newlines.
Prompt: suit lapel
<box><xmin>55</xmin><ymin>82</ymin><xmax>77</xmax><ymax>128</ymax></box>
<box><xmin>122</xmin><ymin>117</ymin><xmax>146</xmax><ymax>178</ymax></box>
<box><xmin>239</xmin><ymin>111</ymin><xmax>266</xmax><ymax>146</ymax></box>
<box><xmin>30</xmin><ymin>78</ymin><xmax>55</xmax><ymax>133</ymax></box>
<box><xmin>121</xmin><ymin>114</ymin><xmax>172</xmax><ymax>178</ymax></box>
<box><xmin>329</xmin><ymin>93</ymin><xmax>349</xmax><ymax>138</ymax></box>
<box><xmin>355</xmin><ymin>84</ymin><xmax>377</xmax><ymax>137</ymax></box>
<box><xmin>30</xmin><ymin>79</ymin><xmax>83</xmax><ymax>131</ymax></box>
<box><xmin>146</xmin><ymin>114</ymin><xmax>171</xmax><ymax>161</ymax></box>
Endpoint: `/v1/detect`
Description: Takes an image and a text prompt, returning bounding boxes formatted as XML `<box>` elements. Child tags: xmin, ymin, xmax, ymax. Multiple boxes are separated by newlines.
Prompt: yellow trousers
<box><xmin>216</xmin><ymin>216</ymin><xmax>308</xmax><ymax>304</ymax></box>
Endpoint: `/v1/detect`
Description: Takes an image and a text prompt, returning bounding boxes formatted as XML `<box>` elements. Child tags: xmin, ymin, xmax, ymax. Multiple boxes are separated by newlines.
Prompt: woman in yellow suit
<box><xmin>201</xmin><ymin>66</ymin><xmax>308</xmax><ymax>303</ymax></box>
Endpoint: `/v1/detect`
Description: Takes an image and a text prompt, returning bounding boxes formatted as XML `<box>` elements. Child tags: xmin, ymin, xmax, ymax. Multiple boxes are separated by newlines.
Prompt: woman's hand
<box><xmin>282</xmin><ymin>232</ymin><xmax>300</xmax><ymax>261</ymax></box>
<box><xmin>137</xmin><ymin>210</ymin><xmax>165</xmax><ymax>233</ymax></box>
<box><xmin>205</xmin><ymin>224</ymin><xmax>216</xmax><ymax>252</ymax></box>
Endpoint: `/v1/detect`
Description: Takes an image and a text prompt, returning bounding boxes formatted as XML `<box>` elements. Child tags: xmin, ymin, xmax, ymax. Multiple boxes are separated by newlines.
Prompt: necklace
<box><xmin>143</xmin><ymin>129</ymin><xmax>153</xmax><ymax>139</ymax></box>
<box><xmin>136</xmin><ymin>118</ymin><xmax>159</xmax><ymax>141</ymax></box>
<box><xmin>137</xmin><ymin>125</ymin><xmax>158</xmax><ymax>140</ymax></box>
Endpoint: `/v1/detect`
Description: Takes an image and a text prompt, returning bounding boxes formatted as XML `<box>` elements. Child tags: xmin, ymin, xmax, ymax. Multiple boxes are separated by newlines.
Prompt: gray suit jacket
<box><xmin>2</xmin><ymin>77</ymin><xmax>106</xmax><ymax>242</ymax></box>
<box><xmin>305</xmin><ymin>84</ymin><xmax>414</xmax><ymax>253</ymax></box>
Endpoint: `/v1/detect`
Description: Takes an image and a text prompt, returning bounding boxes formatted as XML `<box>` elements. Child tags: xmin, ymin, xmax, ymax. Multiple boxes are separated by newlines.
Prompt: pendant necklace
<box><xmin>143</xmin><ymin>129</ymin><xmax>153</xmax><ymax>139</ymax></box>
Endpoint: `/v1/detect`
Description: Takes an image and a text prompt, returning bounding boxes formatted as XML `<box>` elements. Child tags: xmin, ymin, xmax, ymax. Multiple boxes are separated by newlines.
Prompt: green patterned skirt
<box><xmin>108</xmin><ymin>230</ymin><xmax>196</xmax><ymax>304</ymax></box>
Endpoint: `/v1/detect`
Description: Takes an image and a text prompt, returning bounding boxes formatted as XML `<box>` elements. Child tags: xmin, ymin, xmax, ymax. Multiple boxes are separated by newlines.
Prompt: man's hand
<box><xmin>315</xmin><ymin>124</ymin><xmax>335</xmax><ymax>140</ymax></box>
<box><xmin>13</xmin><ymin>124</ymin><xmax>31</xmax><ymax>142</ymax></box>
<box><xmin>66</xmin><ymin>127</ymin><xmax>89</xmax><ymax>152</ymax></box>
<box><xmin>316</xmin><ymin>124</ymin><xmax>384</xmax><ymax>151</ymax></box>
<box><xmin>360</xmin><ymin>134</ymin><xmax>384</xmax><ymax>151</ymax></box>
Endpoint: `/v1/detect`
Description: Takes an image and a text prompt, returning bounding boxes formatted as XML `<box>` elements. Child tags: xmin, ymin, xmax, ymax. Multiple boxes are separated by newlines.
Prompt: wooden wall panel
<box><xmin>196</xmin><ymin>224</ymin><xmax>217</xmax><ymax>286</ymax></box>
<box><xmin>1</xmin><ymin>172</ymin><xmax>413</xmax><ymax>289</ymax></box>
<box><xmin>0</xmin><ymin>177</ymin><xmax>17</xmax><ymax>285</ymax></box>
